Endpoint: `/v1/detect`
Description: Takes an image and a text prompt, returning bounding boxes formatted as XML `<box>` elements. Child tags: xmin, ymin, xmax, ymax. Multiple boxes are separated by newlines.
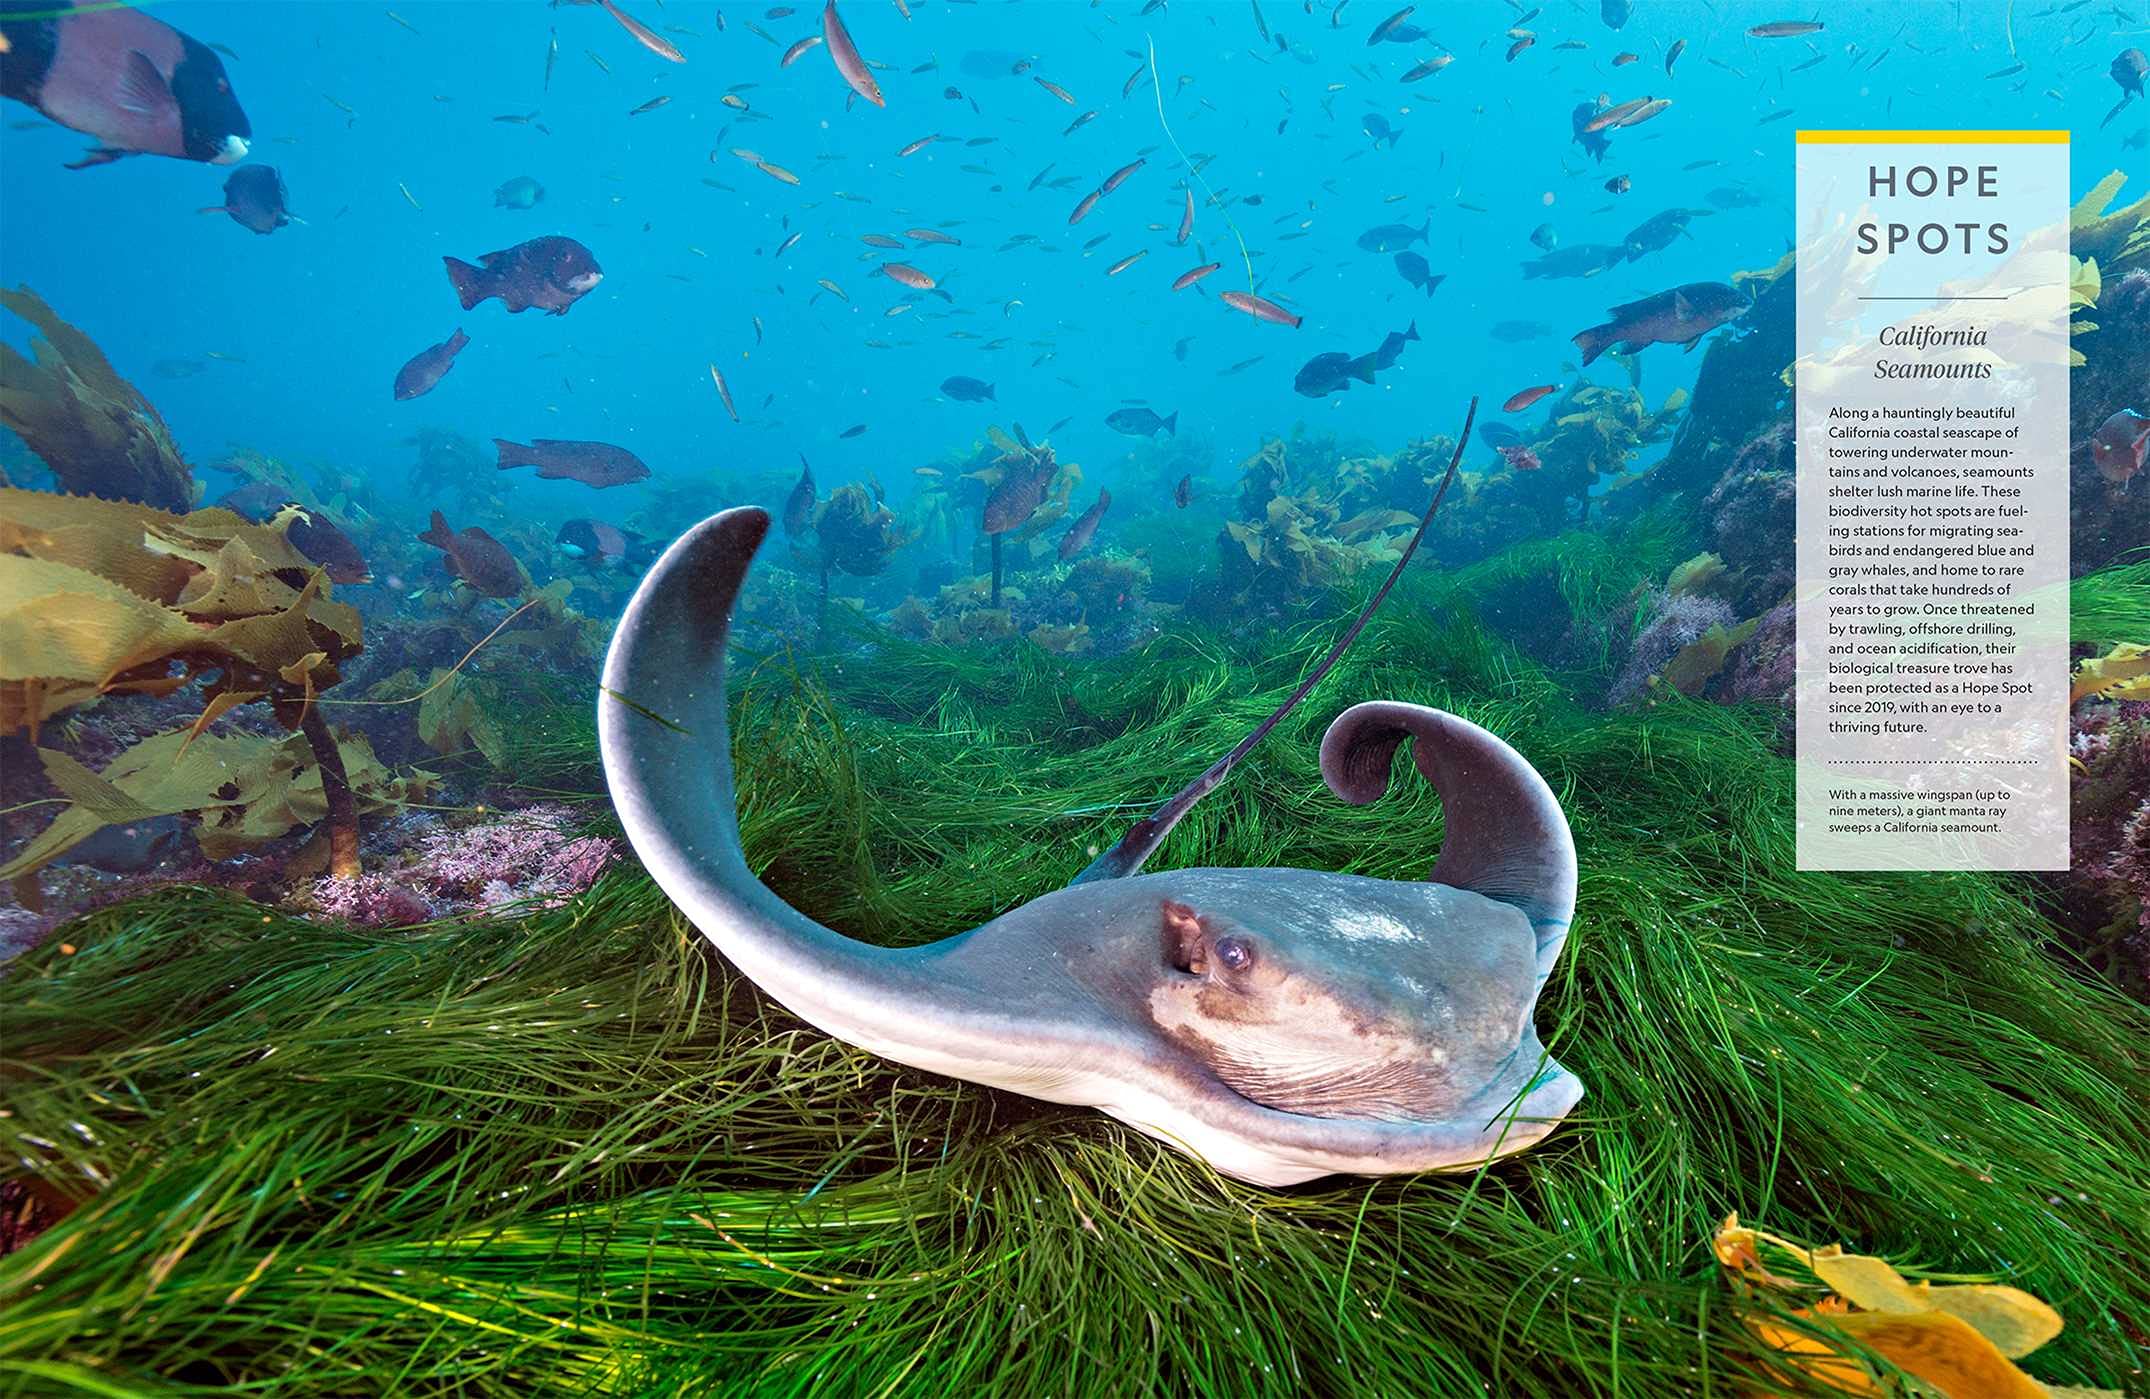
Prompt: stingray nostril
<box><xmin>1160</xmin><ymin>899</ymin><xmax>1206</xmax><ymax>975</ymax></box>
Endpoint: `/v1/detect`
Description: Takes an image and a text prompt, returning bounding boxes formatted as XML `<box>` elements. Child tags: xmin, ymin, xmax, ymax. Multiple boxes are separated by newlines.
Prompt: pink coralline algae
<box><xmin>311</xmin><ymin>804</ymin><xmax>616</xmax><ymax>926</ymax></box>
<box><xmin>1496</xmin><ymin>444</ymin><xmax>1542</xmax><ymax>472</ymax></box>
<box><xmin>309</xmin><ymin>874</ymin><xmax>438</xmax><ymax>929</ymax></box>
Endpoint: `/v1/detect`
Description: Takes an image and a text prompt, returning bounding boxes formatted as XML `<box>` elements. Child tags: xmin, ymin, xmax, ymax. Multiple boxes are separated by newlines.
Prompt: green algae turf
<box><xmin>2</xmin><ymin>552</ymin><xmax>2146</xmax><ymax>1396</ymax></box>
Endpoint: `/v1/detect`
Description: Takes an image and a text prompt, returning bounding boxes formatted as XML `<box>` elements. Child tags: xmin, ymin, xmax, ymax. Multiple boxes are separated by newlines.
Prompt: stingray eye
<box><xmin>1214</xmin><ymin>937</ymin><xmax>1254</xmax><ymax>973</ymax></box>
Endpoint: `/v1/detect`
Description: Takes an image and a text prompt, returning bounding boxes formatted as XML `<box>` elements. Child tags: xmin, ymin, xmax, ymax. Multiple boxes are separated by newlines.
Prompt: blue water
<box><xmin>2</xmin><ymin>0</ymin><xmax>2143</xmax><ymax>535</ymax></box>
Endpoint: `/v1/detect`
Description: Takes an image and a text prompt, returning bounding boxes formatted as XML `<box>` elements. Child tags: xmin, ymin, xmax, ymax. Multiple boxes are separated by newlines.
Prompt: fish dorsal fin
<box><xmin>1072</xmin><ymin>397</ymin><xmax>1478</xmax><ymax>885</ymax></box>
<box><xmin>117</xmin><ymin>51</ymin><xmax>172</xmax><ymax>116</ymax></box>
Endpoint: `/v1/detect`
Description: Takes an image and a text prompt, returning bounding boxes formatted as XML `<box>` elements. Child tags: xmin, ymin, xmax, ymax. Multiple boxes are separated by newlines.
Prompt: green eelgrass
<box><xmin>2</xmin><ymin>555</ymin><xmax>2146</xmax><ymax>1396</ymax></box>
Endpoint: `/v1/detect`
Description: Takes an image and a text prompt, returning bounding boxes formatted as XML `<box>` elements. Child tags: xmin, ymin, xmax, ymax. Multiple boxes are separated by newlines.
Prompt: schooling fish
<box><xmin>821</xmin><ymin>0</ymin><xmax>883</xmax><ymax>107</ymax></box>
<box><xmin>709</xmin><ymin>363</ymin><xmax>740</xmax><ymax>422</ymax></box>
<box><xmin>419</xmin><ymin>511</ymin><xmax>524</xmax><ymax>597</ymax></box>
<box><xmin>198</xmin><ymin>164</ymin><xmax>292</xmax><ymax>233</ymax></box>
<box><xmin>1221</xmin><ymin>291</ymin><xmax>1302</xmax><ymax>328</ymax></box>
<box><xmin>0</xmin><ymin>0</ymin><xmax>251</xmax><ymax>168</ymax></box>
<box><xmin>393</xmin><ymin>328</ymin><xmax>470</xmax><ymax>401</ymax></box>
<box><xmin>444</xmin><ymin>235</ymin><xmax>603</xmax><ymax>315</ymax></box>
<box><xmin>495</xmin><ymin>437</ymin><xmax>653</xmax><ymax>487</ymax></box>
<box><xmin>1747</xmin><ymin>19</ymin><xmax>1824</xmax><ymax>37</ymax></box>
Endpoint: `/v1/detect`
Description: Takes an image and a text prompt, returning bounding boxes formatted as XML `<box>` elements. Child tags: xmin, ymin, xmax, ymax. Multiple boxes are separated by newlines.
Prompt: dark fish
<box><xmin>494</xmin><ymin>175</ymin><xmax>545</xmax><ymax>209</ymax></box>
<box><xmin>419</xmin><ymin>510</ymin><xmax>522</xmax><ymax>597</ymax></box>
<box><xmin>1572</xmin><ymin>282</ymin><xmax>1746</xmax><ymax>364</ymax></box>
<box><xmin>1361</xmin><ymin>112</ymin><xmax>1402</xmax><ymax>148</ymax></box>
<box><xmin>1173</xmin><ymin>474</ymin><xmax>1193</xmax><ymax>507</ymax></box>
<box><xmin>2104</xmin><ymin>49</ymin><xmax>2147</xmax><ymax>127</ymax></box>
<box><xmin>1401</xmin><ymin>56</ymin><xmax>1453</xmax><ymax>81</ymax></box>
<box><xmin>1370</xmin><ymin>320</ymin><xmax>1418</xmax><ymax>370</ymax></box>
<box><xmin>1356</xmin><ymin>218</ymin><xmax>1428</xmax><ymax>251</ymax></box>
<box><xmin>1747</xmin><ymin>20</ymin><xmax>1824</xmax><ymax>37</ymax></box>
<box><xmin>1622</xmin><ymin>208</ymin><xmax>1697</xmax><ymax>261</ymax></box>
<box><xmin>1529</xmin><ymin>222</ymin><xmax>1558</xmax><ymax>252</ymax></box>
<box><xmin>56</xmin><ymin>816</ymin><xmax>181</xmax><ymax>873</ymax></box>
<box><xmin>286</xmin><ymin>509</ymin><xmax>370</xmax><ymax>584</ymax></box>
<box><xmin>942</xmin><ymin>375</ymin><xmax>995</xmax><ymax>401</ymax></box>
<box><xmin>1665</xmin><ymin>38</ymin><xmax>1686</xmax><ymax>75</ymax></box>
<box><xmin>557</xmin><ymin>518</ymin><xmax>634</xmax><ymax>566</ymax></box>
<box><xmin>1294</xmin><ymin>349</ymin><xmax>1376</xmax><ymax>398</ymax></box>
<box><xmin>1707</xmin><ymin>184</ymin><xmax>1765</xmax><ymax>209</ymax></box>
<box><xmin>1604</xmin><ymin>173</ymin><xmax>1631</xmax><ymax>194</ymax></box>
<box><xmin>783</xmin><ymin>460</ymin><xmax>816</xmax><ymax>535</ymax></box>
<box><xmin>627</xmin><ymin>95</ymin><xmax>672</xmax><ymax>116</ymax></box>
<box><xmin>1489</xmin><ymin>319</ymin><xmax>1550</xmax><ymax>342</ymax></box>
<box><xmin>840</xmin><ymin>423</ymin><xmax>867</xmax><ymax>438</ymax></box>
<box><xmin>1105</xmin><ymin>407</ymin><xmax>1176</xmax><ymax>437</ymax></box>
<box><xmin>1479</xmin><ymin>421</ymin><xmax>1524</xmax><ymax>449</ymax></box>
<box><xmin>1392</xmin><ymin>250</ymin><xmax>1443</xmax><ymax>295</ymax></box>
<box><xmin>2090</xmin><ymin>407</ymin><xmax>2148</xmax><ymax>485</ymax></box>
<box><xmin>393</xmin><ymin>328</ymin><xmax>470</xmax><ymax>401</ymax></box>
<box><xmin>443</xmin><ymin>235</ymin><xmax>603</xmax><ymax>315</ymax></box>
<box><xmin>1601</xmin><ymin>0</ymin><xmax>1631</xmax><ymax>28</ymax></box>
<box><xmin>197</xmin><ymin>163</ymin><xmax>291</xmax><ymax>233</ymax></box>
<box><xmin>1571</xmin><ymin>100</ymin><xmax>1612</xmax><ymax>162</ymax></box>
<box><xmin>1057</xmin><ymin>488</ymin><xmax>1110</xmax><ymax>559</ymax></box>
<box><xmin>1521</xmin><ymin>243</ymin><xmax>1627</xmax><ymax>279</ymax></box>
<box><xmin>982</xmin><ymin>453</ymin><xmax>1056</xmax><ymax>533</ymax></box>
<box><xmin>495</xmin><ymin>437</ymin><xmax>652</xmax><ymax>487</ymax></box>
<box><xmin>0</xmin><ymin>0</ymin><xmax>251</xmax><ymax>168</ymax></box>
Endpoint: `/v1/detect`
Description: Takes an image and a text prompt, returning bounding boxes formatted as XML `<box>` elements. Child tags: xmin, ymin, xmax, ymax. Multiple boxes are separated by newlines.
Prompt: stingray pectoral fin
<box><xmin>600</xmin><ymin>507</ymin><xmax>988</xmax><ymax>1068</ymax></box>
<box><xmin>1319</xmin><ymin>701</ymin><xmax>1577</xmax><ymax>982</ymax></box>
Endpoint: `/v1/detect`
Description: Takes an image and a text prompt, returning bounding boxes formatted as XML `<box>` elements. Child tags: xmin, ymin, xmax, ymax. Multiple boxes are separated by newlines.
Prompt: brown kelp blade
<box><xmin>1071</xmin><ymin>397</ymin><xmax>1479</xmax><ymax>886</ymax></box>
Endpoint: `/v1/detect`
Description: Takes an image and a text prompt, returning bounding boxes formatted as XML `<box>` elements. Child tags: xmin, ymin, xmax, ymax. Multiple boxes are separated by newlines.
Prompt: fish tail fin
<box><xmin>1351</xmin><ymin>355</ymin><xmax>1378</xmax><ymax>384</ymax></box>
<box><xmin>418</xmin><ymin>510</ymin><xmax>454</xmax><ymax>551</ymax></box>
<box><xmin>447</xmin><ymin>328</ymin><xmax>470</xmax><ymax>353</ymax></box>
<box><xmin>1425</xmin><ymin>276</ymin><xmax>1442</xmax><ymax>297</ymax></box>
<box><xmin>985</xmin><ymin>383</ymin><xmax>997</xmax><ymax>400</ymax></box>
<box><xmin>443</xmin><ymin>256</ymin><xmax>487</xmax><ymax>310</ymax></box>
<box><xmin>1405</xmin><ymin>320</ymin><xmax>1421</xmax><ymax>343</ymax></box>
<box><xmin>1572</xmin><ymin>323</ymin><xmax>1616</xmax><ymax>366</ymax></box>
<box><xmin>494</xmin><ymin>439</ymin><xmax>533</xmax><ymax>470</ymax></box>
<box><xmin>1165</xmin><ymin>412</ymin><xmax>1178</xmax><ymax>436</ymax></box>
<box><xmin>1417</xmin><ymin>217</ymin><xmax>1430</xmax><ymax>241</ymax></box>
<box><xmin>1099</xmin><ymin>489</ymin><xmax>1112</xmax><ymax>509</ymax></box>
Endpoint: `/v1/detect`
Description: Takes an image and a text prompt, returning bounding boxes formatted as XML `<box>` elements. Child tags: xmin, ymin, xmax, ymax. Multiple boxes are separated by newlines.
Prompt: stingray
<box><xmin>600</xmin><ymin>400</ymin><xmax>1583</xmax><ymax>1186</ymax></box>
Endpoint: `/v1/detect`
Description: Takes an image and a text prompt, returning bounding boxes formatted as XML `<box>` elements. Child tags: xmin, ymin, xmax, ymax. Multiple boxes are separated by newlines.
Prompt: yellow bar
<box><xmin>1796</xmin><ymin>130</ymin><xmax>2070</xmax><ymax>144</ymax></box>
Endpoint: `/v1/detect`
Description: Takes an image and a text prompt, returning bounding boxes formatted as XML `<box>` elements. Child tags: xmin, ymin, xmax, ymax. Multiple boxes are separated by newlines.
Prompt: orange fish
<box><xmin>1502</xmin><ymin>384</ymin><xmax>1561</xmax><ymax>412</ymax></box>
